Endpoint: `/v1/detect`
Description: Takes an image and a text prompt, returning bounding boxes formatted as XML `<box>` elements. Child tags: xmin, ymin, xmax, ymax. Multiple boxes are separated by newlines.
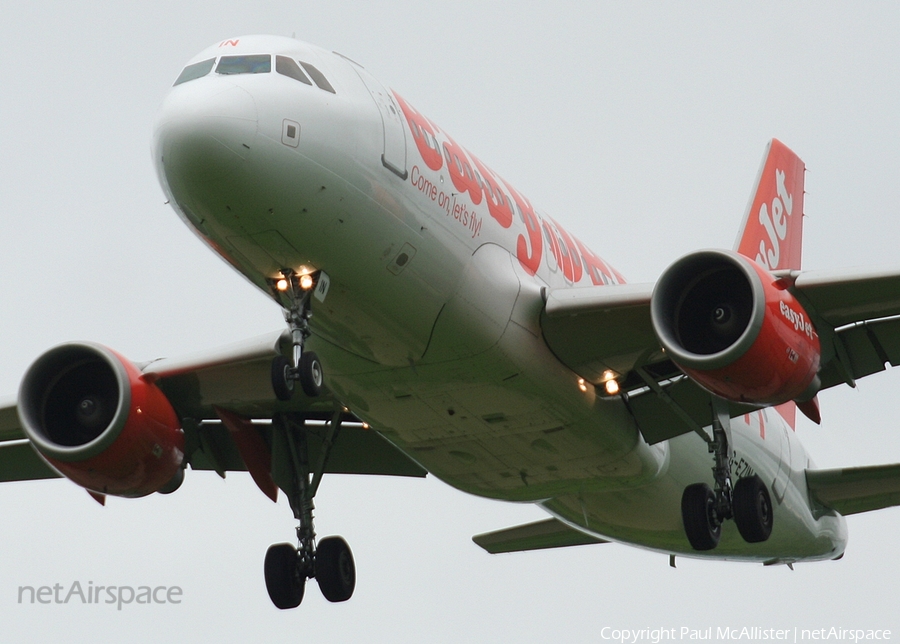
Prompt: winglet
<box><xmin>734</xmin><ymin>139</ymin><xmax>806</xmax><ymax>271</ymax></box>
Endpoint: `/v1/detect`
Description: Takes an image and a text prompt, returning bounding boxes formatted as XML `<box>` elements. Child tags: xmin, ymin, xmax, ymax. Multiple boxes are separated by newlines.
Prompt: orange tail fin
<box><xmin>734</xmin><ymin>139</ymin><xmax>806</xmax><ymax>271</ymax></box>
<box><xmin>737</xmin><ymin>141</ymin><xmax>809</xmax><ymax>428</ymax></box>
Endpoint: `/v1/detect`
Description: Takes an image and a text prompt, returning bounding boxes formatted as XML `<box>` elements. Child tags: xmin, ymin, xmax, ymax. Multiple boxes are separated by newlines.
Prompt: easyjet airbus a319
<box><xmin>5</xmin><ymin>35</ymin><xmax>900</xmax><ymax>609</ymax></box>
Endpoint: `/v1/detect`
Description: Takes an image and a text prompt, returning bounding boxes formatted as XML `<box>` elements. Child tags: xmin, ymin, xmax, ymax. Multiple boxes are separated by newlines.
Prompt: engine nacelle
<box><xmin>18</xmin><ymin>343</ymin><xmax>184</xmax><ymax>498</ymax></box>
<box><xmin>650</xmin><ymin>250</ymin><xmax>820</xmax><ymax>405</ymax></box>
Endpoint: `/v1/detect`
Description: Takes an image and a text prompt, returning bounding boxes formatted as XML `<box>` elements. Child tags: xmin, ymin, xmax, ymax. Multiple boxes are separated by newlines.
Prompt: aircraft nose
<box><xmin>153</xmin><ymin>81</ymin><xmax>259</xmax><ymax>210</ymax></box>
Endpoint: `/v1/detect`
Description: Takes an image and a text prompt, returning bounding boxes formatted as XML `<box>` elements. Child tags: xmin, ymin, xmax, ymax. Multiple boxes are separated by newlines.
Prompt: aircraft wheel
<box><xmin>271</xmin><ymin>356</ymin><xmax>295</xmax><ymax>401</ymax></box>
<box><xmin>733</xmin><ymin>475</ymin><xmax>773</xmax><ymax>543</ymax></box>
<box><xmin>681</xmin><ymin>483</ymin><xmax>721</xmax><ymax>551</ymax></box>
<box><xmin>316</xmin><ymin>536</ymin><xmax>355</xmax><ymax>603</ymax></box>
<box><xmin>264</xmin><ymin>543</ymin><xmax>306</xmax><ymax>609</ymax></box>
<box><xmin>299</xmin><ymin>351</ymin><xmax>324</xmax><ymax>398</ymax></box>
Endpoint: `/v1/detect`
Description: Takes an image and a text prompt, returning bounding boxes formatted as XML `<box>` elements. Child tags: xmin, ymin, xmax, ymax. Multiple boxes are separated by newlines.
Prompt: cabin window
<box><xmin>216</xmin><ymin>55</ymin><xmax>272</xmax><ymax>75</ymax></box>
<box><xmin>426</xmin><ymin>132</ymin><xmax>439</xmax><ymax>151</ymax></box>
<box><xmin>173</xmin><ymin>58</ymin><xmax>215</xmax><ymax>86</ymax></box>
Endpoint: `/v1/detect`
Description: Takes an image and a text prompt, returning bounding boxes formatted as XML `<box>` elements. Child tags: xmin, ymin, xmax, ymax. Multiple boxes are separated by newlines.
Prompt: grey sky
<box><xmin>2</xmin><ymin>2</ymin><xmax>900</xmax><ymax>641</ymax></box>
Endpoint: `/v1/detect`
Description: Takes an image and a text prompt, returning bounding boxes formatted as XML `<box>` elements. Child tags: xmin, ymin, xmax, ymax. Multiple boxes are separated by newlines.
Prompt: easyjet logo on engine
<box><xmin>393</xmin><ymin>91</ymin><xmax>623</xmax><ymax>286</ymax></box>
<box><xmin>756</xmin><ymin>169</ymin><xmax>793</xmax><ymax>270</ymax></box>
<box><xmin>779</xmin><ymin>300</ymin><xmax>815</xmax><ymax>340</ymax></box>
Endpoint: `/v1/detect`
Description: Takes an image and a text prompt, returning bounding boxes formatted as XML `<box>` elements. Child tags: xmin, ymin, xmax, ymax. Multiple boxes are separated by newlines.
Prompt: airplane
<box><xmin>3</xmin><ymin>33</ymin><xmax>900</xmax><ymax>610</ymax></box>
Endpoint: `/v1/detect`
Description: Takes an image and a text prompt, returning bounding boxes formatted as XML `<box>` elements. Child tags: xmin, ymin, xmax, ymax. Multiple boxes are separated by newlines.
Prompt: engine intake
<box><xmin>650</xmin><ymin>250</ymin><xmax>820</xmax><ymax>405</ymax></box>
<box><xmin>18</xmin><ymin>343</ymin><xmax>184</xmax><ymax>497</ymax></box>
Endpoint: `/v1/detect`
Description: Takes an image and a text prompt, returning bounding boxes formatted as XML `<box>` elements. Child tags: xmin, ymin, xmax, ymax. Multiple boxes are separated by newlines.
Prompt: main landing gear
<box><xmin>270</xmin><ymin>269</ymin><xmax>324</xmax><ymax>401</ymax></box>
<box><xmin>680</xmin><ymin>398</ymin><xmax>773</xmax><ymax>551</ymax></box>
<box><xmin>264</xmin><ymin>410</ymin><xmax>356</xmax><ymax>609</ymax></box>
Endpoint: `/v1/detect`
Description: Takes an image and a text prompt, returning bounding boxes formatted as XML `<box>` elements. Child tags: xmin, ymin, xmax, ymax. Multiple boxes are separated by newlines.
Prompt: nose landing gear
<box><xmin>270</xmin><ymin>269</ymin><xmax>324</xmax><ymax>401</ymax></box>
<box><xmin>680</xmin><ymin>398</ymin><xmax>774</xmax><ymax>551</ymax></box>
<box><xmin>264</xmin><ymin>410</ymin><xmax>356</xmax><ymax>609</ymax></box>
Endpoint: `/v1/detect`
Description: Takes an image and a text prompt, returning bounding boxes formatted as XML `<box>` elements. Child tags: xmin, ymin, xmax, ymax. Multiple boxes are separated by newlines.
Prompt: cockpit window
<box><xmin>299</xmin><ymin>62</ymin><xmax>336</xmax><ymax>94</ymax></box>
<box><xmin>216</xmin><ymin>55</ymin><xmax>272</xmax><ymax>75</ymax></box>
<box><xmin>173</xmin><ymin>58</ymin><xmax>215</xmax><ymax>86</ymax></box>
<box><xmin>276</xmin><ymin>56</ymin><xmax>312</xmax><ymax>85</ymax></box>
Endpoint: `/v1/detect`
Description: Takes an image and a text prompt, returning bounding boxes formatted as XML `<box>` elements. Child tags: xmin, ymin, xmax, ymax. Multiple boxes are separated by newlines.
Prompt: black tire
<box><xmin>316</xmin><ymin>536</ymin><xmax>355</xmax><ymax>603</ymax></box>
<box><xmin>271</xmin><ymin>355</ymin><xmax>294</xmax><ymax>401</ymax></box>
<box><xmin>733</xmin><ymin>475</ymin><xmax>774</xmax><ymax>543</ymax></box>
<box><xmin>299</xmin><ymin>351</ymin><xmax>324</xmax><ymax>398</ymax></box>
<box><xmin>264</xmin><ymin>543</ymin><xmax>305</xmax><ymax>609</ymax></box>
<box><xmin>681</xmin><ymin>483</ymin><xmax>721</xmax><ymax>551</ymax></box>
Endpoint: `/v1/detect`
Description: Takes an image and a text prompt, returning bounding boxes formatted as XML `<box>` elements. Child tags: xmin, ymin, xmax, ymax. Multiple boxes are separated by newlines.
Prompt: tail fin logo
<box><xmin>735</xmin><ymin>139</ymin><xmax>805</xmax><ymax>272</ymax></box>
<box><xmin>756</xmin><ymin>169</ymin><xmax>793</xmax><ymax>270</ymax></box>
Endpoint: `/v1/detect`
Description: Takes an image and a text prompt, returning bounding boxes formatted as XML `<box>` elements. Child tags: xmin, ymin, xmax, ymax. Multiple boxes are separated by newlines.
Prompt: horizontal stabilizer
<box><xmin>807</xmin><ymin>463</ymin><xmax>900</xmax><ymax>515</ymax></box>
<box><xmin>472</xmin><ymin>518</ymin><xmax>607</xmax><ymax>554</ymax></box>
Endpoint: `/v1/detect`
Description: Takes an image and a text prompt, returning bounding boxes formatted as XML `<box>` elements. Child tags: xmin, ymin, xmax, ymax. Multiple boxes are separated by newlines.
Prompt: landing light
<box><xmin>605</xmin><ymin>379</ymin><xmax>620</xmax><ymax>395</ymax></box>
<box><xmin>299</xmin><ymin>274</ymin><xmax>314</xmax><ymax>290</ymax></box>
<box><xmin>577</xmin><ymin>378</ymin><xmax>588</xmax><ymax>393</ymax></box>
<box><xmin>276</xmin><ymin>279</ymin><xmax>289</xmax><ymax>291</ymax></box>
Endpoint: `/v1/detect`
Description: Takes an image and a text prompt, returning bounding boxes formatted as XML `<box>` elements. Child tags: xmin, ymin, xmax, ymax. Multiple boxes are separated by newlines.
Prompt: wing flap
<box><xmin>472</xmin><ymin>518</ymin><xmax>607</xmax><ymax>554</ymax></box>
<box><xmin>188</xmin><ymin>421</ymin><xmax>427</xmax><ymax>478</ymax></box>
<box><xmin>818</xmin><ymin>317</ymin><xmax>900</xmax><ymax>389</ymax></box>
<box><xmin>624</xmin><ymin>378</ymin><xmax>758</xmax><ymax>444</ymax></box>
<box><xmin>807</xmin><ymin>463</ymin><xmax>900</xmax><ymax>516</ymax></box>
<box><xmin>0</xmin><ymin>441</ymin><xmax>60</xmax><ymax>483</ymax></box>
<box><xmin>0</xmin><ymin>398</ymin><xmax>25</xmax><ymax>442</ymax></box>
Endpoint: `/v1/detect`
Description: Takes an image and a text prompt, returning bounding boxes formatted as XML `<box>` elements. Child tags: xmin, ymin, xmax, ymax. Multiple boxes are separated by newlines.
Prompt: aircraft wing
<box><xmin>0</xmin><ymin>332</ymin><xmax>427</xmax><ymax>486</ymax></box>
<box><xmin>0</xmin><ymin>398</ymin><xmax>60</xmax><ymax>482</ymax></box>
<box><xmin>540</xmin><ymin>283</ymin><xmax>760</xmax><ymax>444</ymax></box>
<box><xmin>791</xmin><ymin>266</ymin><xmax>900</xmax><ymax>388</ymax></box>
<box><xmin>540</xmin><ymin>266</ymin><xmax>900</xmax><ymax>443</ymax></box>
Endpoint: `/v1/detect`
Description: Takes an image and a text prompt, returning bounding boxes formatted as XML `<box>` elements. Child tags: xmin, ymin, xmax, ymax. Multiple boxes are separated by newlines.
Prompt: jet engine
<box><xmin>18</xmin><ymin>343</ymin><xmax>184</xmax><ymax>497</ymax></box>
<box><xmin>650</xmin><ymin>249</ymin><xmax>820</xmax><ymax>405</ymax></box>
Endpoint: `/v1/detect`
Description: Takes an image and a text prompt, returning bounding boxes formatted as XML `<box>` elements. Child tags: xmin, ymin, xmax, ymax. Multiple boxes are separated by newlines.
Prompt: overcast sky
<box><xmin>3</xmin><ymin>2</ymin><xmax>900</xmax><ymax>641</ymax></box>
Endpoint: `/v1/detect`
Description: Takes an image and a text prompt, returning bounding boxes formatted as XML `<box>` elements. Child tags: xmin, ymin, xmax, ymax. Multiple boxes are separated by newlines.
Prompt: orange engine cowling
<box><xmin>650</xmin><ymin>250</ymin><xmax>820</xmax><ymax>405</ymax></box>
<box><xmin>18</xmin><ymin>343</ymin><xmax>184</xmax><ymax>498</ymax></box>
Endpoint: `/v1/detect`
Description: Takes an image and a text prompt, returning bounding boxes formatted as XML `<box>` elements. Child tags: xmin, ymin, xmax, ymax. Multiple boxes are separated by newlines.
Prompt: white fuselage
<box><xmin>153</xmin><ymin>35</ymin><xmax>846</xmax><ymax>563</ymax></box>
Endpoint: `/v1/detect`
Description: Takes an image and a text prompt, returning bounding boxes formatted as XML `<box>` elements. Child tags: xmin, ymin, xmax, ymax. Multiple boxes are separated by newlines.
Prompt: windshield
<box><xmin>173</xmin><ymin>58</ymin><xmax>215</xmax><ymax>86</ymax></box>
<box><xmin>216</xmin><ymin>55</ymin><xmax>272</xmax><ymax>75</ymax></box>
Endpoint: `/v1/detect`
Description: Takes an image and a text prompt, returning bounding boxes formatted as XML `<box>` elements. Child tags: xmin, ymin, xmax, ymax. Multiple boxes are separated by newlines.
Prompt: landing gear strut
<box><xmin>264</xmin><ymin>410</ymin><xmax>356</xmax><ymax>609</ymax></box>
<box><xmin>680</xmin><ymin>397</ymin><xmax>773</xmax><ymax>550</ymax></box>
<box><xmin>270</xmin><ymin>269</ymin><xmax>323</xmax><ymax>401</ymax></box>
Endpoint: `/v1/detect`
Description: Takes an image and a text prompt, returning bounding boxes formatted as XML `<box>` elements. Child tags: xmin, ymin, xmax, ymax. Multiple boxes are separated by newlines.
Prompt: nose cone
<box><xmin>153</xmin><ymin>81</ymin><xmax>258</xmax><ymax>223</ymax></box>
